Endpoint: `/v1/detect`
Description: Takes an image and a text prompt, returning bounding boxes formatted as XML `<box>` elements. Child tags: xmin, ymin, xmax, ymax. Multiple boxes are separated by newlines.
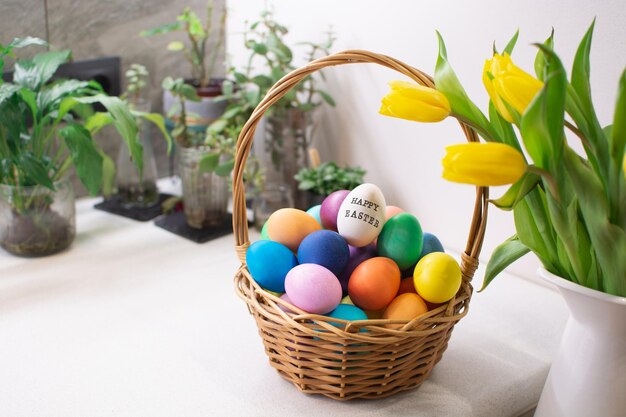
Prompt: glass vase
<box><xmin>0</xmin><ymin>179</ymin><xmax>75</xmax><ymax>257</ymax></box>
<box><xmin>115</xmin><ymin>99</ymin><xmax>159</xmax><ymax>207</ymax></box>
<box><xmin>178</xmin><ymin>146</ymin><xmax>229</xmax><ymax>229</ymax></box>
<box><xmin>261</xmin><ymin>108</ymin><xmax>313</xmax><ymax>209</ymax></box>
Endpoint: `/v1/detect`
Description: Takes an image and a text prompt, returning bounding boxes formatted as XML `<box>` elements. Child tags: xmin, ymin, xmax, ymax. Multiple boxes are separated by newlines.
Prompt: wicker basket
<box><xmin>232</xmin><ymin>50</ymin><xmax>489</xmax><ymax>401</ymax></box>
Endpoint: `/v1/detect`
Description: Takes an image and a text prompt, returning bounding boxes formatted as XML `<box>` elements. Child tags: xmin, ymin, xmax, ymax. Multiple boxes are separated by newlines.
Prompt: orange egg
<box><xmin>267</xmin><ymin>208</ymin><xmax>322</xmax><ymax>251</ymax></box>
<box><xmin>348</xmin><ymin>257</ymin><xmax>400</xmax><ymax>311</ymax></box>
<box><xmin>397</xmin><ymin>276</ymin><xmax>417</xmax><ymax>295</ymax></box>
<box><xmin>383</xmin><ymin>293</ymin><xmax>428</xmax><ymax>329</ymax></box>
<box><xmin>385</xmin><ymin>205</ymin><xmax>405</xmax><ymax>220</ymax></box>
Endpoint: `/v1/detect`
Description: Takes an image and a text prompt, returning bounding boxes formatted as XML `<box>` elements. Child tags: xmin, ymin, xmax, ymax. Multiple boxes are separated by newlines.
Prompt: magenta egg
<box><xmin>338</xmin><ymin>244</ymin><xmax>377</xmax><ymax>295</ymax></box>
<box><xmin>285</xmin><ymin>264</ymin><xmax>342</xmax><ymax>314</ymax></box>
<box><xmin>320</xmin><ymin>190</ymin><xmax>350</xmax><ymax>231</ymax></box>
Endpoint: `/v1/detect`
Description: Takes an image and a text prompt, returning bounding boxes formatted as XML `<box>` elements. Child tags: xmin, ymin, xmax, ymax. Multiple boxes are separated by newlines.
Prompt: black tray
<box><xmin>154</xmin><ymin>211</ymin><xmax>232</xmax><ymax>243</ymax></box>
<box><xmin>94</xmin><ymin>193</ymin><xmax>175</xmax><ymax>221</ymax></box>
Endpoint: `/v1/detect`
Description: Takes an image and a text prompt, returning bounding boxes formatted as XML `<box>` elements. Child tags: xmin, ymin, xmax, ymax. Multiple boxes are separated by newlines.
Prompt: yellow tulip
<box><xmin>379</xmin><ymin>80</ymin><xmax>451</xmax><ymax>123</ymax></box>
<box><xmin>442</xmin><ymin>142</ymin><xmax>527</xmax><ymax>186</ymax></box>
<box><xmin>483</xmin><ymin>53</ymin><xmax>543</xmax><ymax>123</ymax></box>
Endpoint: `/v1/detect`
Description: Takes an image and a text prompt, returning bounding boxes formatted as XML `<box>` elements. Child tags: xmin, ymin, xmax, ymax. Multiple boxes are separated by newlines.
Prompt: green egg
<box><xmin>377</xmin><ymin>213</ymin><xmax>423</xmax><ymax>270</ymax></box>
<box><xmin>260</xmin><ymin>220</ymin><xmax>270</xmax><ymax>240</ymax></box>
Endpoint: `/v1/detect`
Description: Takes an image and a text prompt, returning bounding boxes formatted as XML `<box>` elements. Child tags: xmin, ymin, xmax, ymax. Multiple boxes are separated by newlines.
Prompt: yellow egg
<box><xmin>383</xmin><ymin>293</ymin><xmax>428</xmax><ymax>329</ymax></box>
<box><xmin>267</xmin><ymin>208</ymin><xmax>322</xmax><ymax>251</ymax></box>
<box><xmin>413</xmin><ymin>252</ymin><xmax>462</xmax><ymax>303</ymax></box>
<box><xmin>341</xmin><ymin>295</ymin><xmax>354</xmax><ymax>305</ymax></box>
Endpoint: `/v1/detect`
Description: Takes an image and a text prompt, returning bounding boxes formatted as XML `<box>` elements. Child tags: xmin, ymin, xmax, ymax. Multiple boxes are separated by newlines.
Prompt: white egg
<box><xmin>337</xmin><ymin>183</ymin><xmax>386</xmax><ymax>247</ymax></box>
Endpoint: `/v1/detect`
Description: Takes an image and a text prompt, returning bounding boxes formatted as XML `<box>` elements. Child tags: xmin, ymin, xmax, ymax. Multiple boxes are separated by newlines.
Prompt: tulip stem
<box><xmin>564</xmin><ymin>120</ymin><xmax>591</xmax><ymax>149</ymax></box>
<box><xmin>527</xmin><ymin>165</ymin><xmax>559</xmax><ymax>202</ymax></box>
<box><xmin>451</xmin><ymin>112</ymin><xmax>495</xmax><ymax>142</ymax></box>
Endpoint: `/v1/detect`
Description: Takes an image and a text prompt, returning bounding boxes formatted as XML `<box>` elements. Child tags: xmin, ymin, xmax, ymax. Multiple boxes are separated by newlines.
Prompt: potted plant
<box><xmin>216</xmin><ymin>9</ymin><xmax>336</xmax><ymax>208</ymax></box>
<box><xmin>378</xmin><ymin>23</ymin><xmax>625</xmax><ymax>416</ymax></box>
<box><xmin>141</xmin><ymin>0</ymin><xmax>227</xmax><ymax>132</ymax></box>
<box><xmin>114</xmin><ymin>64</ymin><xmax>171</xmax><ymax>208</ymax></box>
<box><xmin>294</xmin><ymin>160</ymin><xmax>366</xmax><ymax>207</ymax></box>
<box><xmin>163</xmin><ymin>77</ymin><xmax>234</xmax><ymax>229</ymax></box>
<box><xmin>0</xmin><ymin>37</ymin><xmax>144</xmax><ymax>256</ymax></box>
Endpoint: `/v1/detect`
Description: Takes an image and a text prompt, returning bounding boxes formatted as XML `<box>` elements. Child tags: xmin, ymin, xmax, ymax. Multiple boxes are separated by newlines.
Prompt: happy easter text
<box><xmin>344</xmin><ymin>198</ymin><xmax>380</xmax><ymax>228</ymax></box>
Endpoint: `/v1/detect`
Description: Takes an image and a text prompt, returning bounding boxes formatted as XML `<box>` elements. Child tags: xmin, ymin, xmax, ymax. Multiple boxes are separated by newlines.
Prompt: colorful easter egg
<box><xmin>325</xmin><ymin>304</ymin><xmax>368</xmax><ymax>328</ymax></box>
<box><xmin>246</xmin><ymin>240</ymin><xmax>298</xmax><ymax>292</ymax></box>
<box><xmin>320</xmin><ymin>190</ymin><xmax>350</xmax><ymax>231</ymax></box>
<box><xmin>377</xmin><ymin>213</ymin><xmax>423</xmax><ymax>270</ymax></box>
<box><xmin>419</xmin><ymin>232</ymin><xmax>445</xmax><ymax>260</ymax></box>
<box><xmin>397</xmin><ymin>276</ymin><xmax>417</xmax><ymax>295</ymax></box>
<box><xmin>348</xmin><ymin>257</ymin><xmax>400</xmax><ymax>311</ymax></box>
<box><xmin>260</xmin><ymin>220</ymin><xmax>270</xmax><ymax>240</ymax></box>
<box><xmin>306</xmin><ymin>204</ymin><xmax>322</xmax><ymax>226</ymax></box>
<box><xmin>337</xmin><ymin>244</ymin><xmax>377</xmax><ymax>296</ymax></box>
<box><xmin>278</xmin><ymin>293</ymin><xmax>295</xmax><ymax>313</ymax></box>
<box><xmin>337</xmin><ymin>183</ymin><xmax>386</xmax><ymax>247</ymax></box>
<box><xmin>267</xmin><ymin>208</ymin><xmax>322</xmax><ymax>251</ymax></box>
<box><xmin>297</xmin><ymin>230</ymin><xmax>350</xmax><ymax>276</ymax></box>
<box><xmin>385</xmin><ymin>205</ymin><xmax>405</xmax><ymax>220</ymax></box>
<box><xmin>413</xmin><ymin>253</ymin><xmax>462</xmax><ymax>303</ymax></box>
<box><xmin>341</xmin><ymin>295</ymin><xmax>354</xmax><ymax>305</ymax></box>
<box><xmin>383</xmin><ymin>293</ymin><xmax>429</xmax><ymax>329</ymax></box>
<box><xmin>285</xmin><ymin>264</ymin><xmax>342</xmax><ymax>314</ymax></box>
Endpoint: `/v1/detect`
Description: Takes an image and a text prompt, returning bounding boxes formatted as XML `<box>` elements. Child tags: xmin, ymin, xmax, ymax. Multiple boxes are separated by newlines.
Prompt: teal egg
<box><xmin>260</xmin><ymin>220</ymin><xmax>270</xmax><ymax>240</ymax></box>
<box><xmin>377</xmin><ymin>213</ymin><xmax>423</xmax><ymax>270</ymax></box>
<box><xmin>246</xmin><ymin>240</ymin><xmax>298</xmax><ymax>292</ymax></box>
<box><xmin>325</xmin><ymin>304</ymin><xmax>368</xmax><ymax>332</ymax></box>
<box><xmin>306</xmin><ymin>204</ymin><xmax>322</xmax><ymax>226</ymax></box>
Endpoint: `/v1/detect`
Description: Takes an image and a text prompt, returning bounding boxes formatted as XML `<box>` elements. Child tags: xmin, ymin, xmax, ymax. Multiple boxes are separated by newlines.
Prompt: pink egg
<box><xmin>320</xmin><ymin>190</ymin><xmax>350</xmax><ymax>231</ymax></box>
<box><xmin>385</xmin><ymin>205</ymin><xmax>405</xmax><ymax>220</ymax></box>
<box><xmin>285</xmin><ymin>264</ymin><xmax>342</xmax><ymax>314</ymax></box>
<box><xmin>278</xmin><ymin>293</ymin><xmax>295</xmax><ymax>313</ymax></box>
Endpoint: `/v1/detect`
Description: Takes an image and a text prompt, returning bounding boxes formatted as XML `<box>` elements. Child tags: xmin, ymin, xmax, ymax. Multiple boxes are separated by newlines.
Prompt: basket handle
<box><xmin>232</xmin><ymin>49</ymin><xmax>488</xmax><ymax>280</ymax></box>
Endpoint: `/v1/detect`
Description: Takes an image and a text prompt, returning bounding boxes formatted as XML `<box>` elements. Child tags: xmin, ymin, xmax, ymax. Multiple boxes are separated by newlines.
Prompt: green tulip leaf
<box><xmin>503</xmin><ymin>29</ymin><xmax>519</xmax><ymax>55</ymax></box>
<box><xmin>59</xmin><ymin>124</ymin><xmax>103</xmax><ymax>195</ymax></box>
<box><xmin>488</xmin><ymin>101</ymin><xmax>522</xmax><ymax>151</ymax></box>
<box><xmin>571</xmin><ymin>20</ymin><xmax>596</xmax><ymax>118</ymax></box>
<box><xmin>490</xmin><ymin>172</ymin><xmax>540</xmax><ymax>210</ymax></box>
<box><xmin>611</xmin><ymin>70</ymin><xmax>625</xmax><ymax>167</ymax></box>
<box><xmin>534</xmin><ymin>29</ymin><xmax>554</xmax><ymax>81</ymax></box>
<box><xmin>480</xmin><ymin>235</ymin><xmax>530</xmax><ymax>291</ymax></box>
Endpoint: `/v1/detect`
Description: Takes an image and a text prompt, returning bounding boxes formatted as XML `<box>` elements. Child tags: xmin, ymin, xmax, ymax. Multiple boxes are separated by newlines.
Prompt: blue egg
<box><xmin>419</xmin><ymin>232</ymin><xmax>445</xmax><ymax>260</ymax></box>
<box><xmin>306</xmin><ymin>204</ymin><xmax>322</xmax><ymax>226</ymax></box>
<box><xmin>297</xmin><ymin>230</ymin><xmax>349</xmax><ymax>276</ymax></box>
<box><xmin>247</xmin><ymin>240</ymin><xmax>298</xmax><ymax>292</ymax></box>
<box><xmin>325</xmin><ymin>304</ymin><xmax>368</xmax><ymax>330</ymax></box>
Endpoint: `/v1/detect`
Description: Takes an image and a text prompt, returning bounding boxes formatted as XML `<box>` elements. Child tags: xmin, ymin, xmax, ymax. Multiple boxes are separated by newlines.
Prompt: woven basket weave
<box><xmin>232</xmin><ymin>50</ymin><xmax>489</xmax><ymax>401</ymax></box>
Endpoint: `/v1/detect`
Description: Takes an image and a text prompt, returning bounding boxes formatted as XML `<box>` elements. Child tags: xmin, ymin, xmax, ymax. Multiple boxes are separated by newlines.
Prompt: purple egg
<box><xmin>338</xmin><ymin>243</ymin><xmax>377</xmax><ymax>295</ymax></box>
<box><xmin>278</xmin><ymin>293</ymin><xmax>295</xmax><ymax>313</ymax></box>
<box><xmin>285</xmin><ymin>264</ymin><xmax>342</xmax><ymax>314</ymax></box>
<box><xmin>320</xmin><ymin>190</ymin><xmax>350</xmax><ymax>231</ymax></box>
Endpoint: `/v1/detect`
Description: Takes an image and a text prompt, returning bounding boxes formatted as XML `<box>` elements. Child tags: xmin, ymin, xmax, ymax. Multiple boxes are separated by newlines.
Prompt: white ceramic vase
<box><xmin>535</xmin><ymin>268</ymin><xmax>626</xmax><ymax>417</ymax></box>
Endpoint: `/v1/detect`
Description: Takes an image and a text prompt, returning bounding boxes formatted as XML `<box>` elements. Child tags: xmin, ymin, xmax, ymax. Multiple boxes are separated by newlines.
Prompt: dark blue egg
<box><xmin>297</xmin><ymin>230</ymin><xmax>349</xmax><ymax>276</ymax></box>
<box><xmin>247</xmin><ymin>240</ymin><xmax>298</xmax><ymax>292</ymax></box>
<box><xmin>419</xmin><ymin>232</ymin><xmax>445</xmax><ymax>261</ymax></box>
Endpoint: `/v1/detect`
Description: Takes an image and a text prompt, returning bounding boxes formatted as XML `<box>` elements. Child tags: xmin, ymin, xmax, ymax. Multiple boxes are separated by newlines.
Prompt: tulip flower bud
<box><xmin>442</xmin><ymin>142</ymin><xmax>527</xmax><ymax>186</ymax></box>
<box><xmin>483</xmin><ymin>54</ymin><xmax>543</xmax><ymax>123</ymax></box>
<box><xmin>379</xmin><ymin>80</ymin><xmax>451</xmax><ymax>123</ymax></box>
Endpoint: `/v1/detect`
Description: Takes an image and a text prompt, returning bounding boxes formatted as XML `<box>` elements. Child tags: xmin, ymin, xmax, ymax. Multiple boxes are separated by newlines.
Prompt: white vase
<box><xmin>535</xmin><ymin>268</ymin><xmax>626</xmax><ymax>417</ymax></box>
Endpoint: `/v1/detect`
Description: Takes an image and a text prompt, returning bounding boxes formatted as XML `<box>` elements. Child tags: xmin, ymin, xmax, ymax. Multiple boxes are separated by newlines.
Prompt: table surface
<box><xmin>0</xmin><ymin>180</ymin><xmax>569</xmax><ymax>417</ymax></box>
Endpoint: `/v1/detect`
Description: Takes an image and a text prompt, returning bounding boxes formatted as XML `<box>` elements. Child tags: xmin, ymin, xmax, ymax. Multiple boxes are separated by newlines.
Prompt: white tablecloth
<box><xmin>0</xmin><ymin>183</ymin><xmax>568</xmax><ymax>417</ymax></box>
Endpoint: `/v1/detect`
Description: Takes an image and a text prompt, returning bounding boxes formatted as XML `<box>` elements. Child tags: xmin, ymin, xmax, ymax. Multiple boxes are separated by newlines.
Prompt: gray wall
<box><xmin>1</xmin><ymin>0</ymin><xmax>226</xmax><ymax>196</ymax></box>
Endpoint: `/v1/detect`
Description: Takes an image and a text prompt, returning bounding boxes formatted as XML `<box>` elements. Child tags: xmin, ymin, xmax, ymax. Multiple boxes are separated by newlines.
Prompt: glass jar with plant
<box><xmin>215</xmin><ymin>9</ymin><xmax>336</xmax><ymax>208</ymax></box>
<box><xmin>141</xmin><ymin>0</ymin><xmax>227</xmax><ymax>131</ymax></box>
<box><xmin>163</xmin><ymin>77</ymin><xmax>234</xmax><ymax>229</ymax></box>
<box><xmin>0</xmin><ymin>37</ymin><xmax>145</xmax><ymax>256</ymax></box>
<box><xmin>115</xmin><ymin>64</ymin><xmax>165</xmax><ymax>208</ymax></box>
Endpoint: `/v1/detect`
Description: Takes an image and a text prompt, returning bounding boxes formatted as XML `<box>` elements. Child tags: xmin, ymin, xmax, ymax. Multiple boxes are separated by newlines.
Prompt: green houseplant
<box><xmin>0</xmin><ymin>38</ymin><xmax>145</xmax><ymax>256</ymax></box>
<box><xmin>141</xmin><ymin>0</ymin><xmax>227</xmax><ymax>132</ymax></box>
<box><xmin>379</xmin><ymin>22</ymin><xmax>625</xmax><ymax>416</ymax></box>
<box><xmin>212</xmin><ymin>9</ymin><xmax>335</xmax><ymax>208</ymax></box>
<box><xmin>294</xmin><ymin>161</ymin><xmax>366</xmax><ymax>205</ymax></box>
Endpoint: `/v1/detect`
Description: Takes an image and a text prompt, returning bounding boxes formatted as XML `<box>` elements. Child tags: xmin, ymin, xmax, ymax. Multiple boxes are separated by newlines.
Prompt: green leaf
<box><xmin>6</xmin><ymin>36</ymin><xmax>48</xmax><ymax>51</ymax></box>
<box><xmin>266</xmin><ymin>32</ymin><xmax>292</xmax><ymax>63</ymax></box>
<box><xmin>85</xmin><ymin>112</ymin><xmax>114</xmax><ymax>134</ymax></box>
<box><xmin>18</xmin><ymin>88</ymin><xmax>37</xmax><ymax>121</ymax></box>
<box><xmin>534</xmin><ymin>29</ymin><xmax>554</xmax><ymax>81</ymax></box>
<box><xmin>520</xmin><ymin>44</ymin><xmax>567</xmax><ymax>171</ymax></box>
<box><xmin>503</xmin><ymin>29</ymin><xmax>519</xmax><ymax>55</ymax></box>
<box><xmin>0</xmin><ymin>83</ymin><xmax>20</xmax><ymax>105</ymax></box>
<box><xmin>571</xmin><ymin>20</ymin><xmax>596</xmax><ymax>118</ymax></box>
<box><xmin>14</xmin><ymin>50</ymin><xmax>72</xmax><ymax>90</ymax></box>
<box><xmin>140</xmin><ymin>22</ymin><xmax>182</xmax><ymax>37</ymax></box>
<box><xmin>207</xmin><ymin>118</ymin><xmax>227</xmax><ymax>135</ymax></box>
<box><xmin>488</xmin><ymin>101</ymin><xmax>522</xmax><ymax>151</ymax></box>
<box><xmin>199</xmin><ymin>152</ymin><xmax>219</xmax><ymax>172</ymax></box>
<box><xmin>490</xmin><ymin>172</ymin><xmax>540</xmax><ymax>210</ymax></box>
<box><xmin>611</xmin><ymin>70</ymin><xmax>625</xmax><ymax>168</ymax></box>
<box><xmin>135</xmin><ymin>111</ymin><xmax>173</xmax><ymax>155</ymax></box>
<box><xmin>233</xmin><ymin>72</ymin><xmax>248</xmax><ymax>84</ymax></box>
<box><xmin>215</xmin><ymin>159</ymin><xmax>234</xmax><ymax>177</ymax></box>
<box><xmin>167</xmin><ymin>41</ymin><xmax>185</xmax><ymax>51</ymax></box>
<box><xmin>481</xmin><ymin>235</ymin><xmax>530</xmax><ymax>291</ymax></box>
<box><xmin>434</xmin><ymin>32</ymin><xmax>496</xmax><ymax>141</ymax></box>
<box><xmin>38</xmin><ymin>79</ymin><xmax>90</xmax><ymax>111</ymax></box>
<box><xmin>318</xmin><ymin>90</ymin><xmax>335</xmax><ymax>107</ymax></box>
<box><xmin>252</xmin><ymin>75</ymin><xmax>273</xmax><ymax>89</ymax></box>
<box><xmin>252</xmin><ymin>42</ymin><xmax>268</xmax><ymax>55</ymax></box>
<box><xmin>100</xmin><ymin>150</ymin><xmax>115</xmax><ymax>198</ymax></box>
<box><xmin>19</xmin><ymin>153</ymin><xmax>54</xmax><ymax>189</ymax></box>
<box><xmin>59</xmin><ymin>124</ymin><xmax>103</xmax><ymax>195</ymax></box>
